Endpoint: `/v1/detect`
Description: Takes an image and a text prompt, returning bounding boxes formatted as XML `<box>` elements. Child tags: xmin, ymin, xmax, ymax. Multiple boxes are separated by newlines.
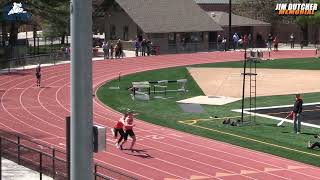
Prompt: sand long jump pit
<box><xmin>178</xmin><ymin>67</ymin><xmax>320</xmax><ymax>105</ymax></box>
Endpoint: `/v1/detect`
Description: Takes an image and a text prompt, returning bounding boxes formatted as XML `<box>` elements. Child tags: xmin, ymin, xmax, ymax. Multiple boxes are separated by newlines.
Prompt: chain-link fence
<box><xmin>0</xmin><ymin>52</ymin><xmax>68</xmax><ymax>73</ymax></box>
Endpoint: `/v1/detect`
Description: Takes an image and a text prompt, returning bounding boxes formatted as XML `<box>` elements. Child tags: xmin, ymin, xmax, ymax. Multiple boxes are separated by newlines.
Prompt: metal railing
<box><xmin>166</xmin><ymin>41</ymin><xmax>320</xmax><ymax>55</ymax></box>
<box><xmin>0</xmin><ymin>52</ymin><xmax>67</xmax><ymax>73</ymax></box>
<box><xmin>94</xmin><ymin>164</ymin><xmax>138</xmax><ymax>180</ymax></box>
<box><xmin>166</xmin><ymin>42</ymin><xmax>262</xmax><ymax>54</ymax></box>
<box><xmin>0</xmin><ymin>131</ymin><xmax>138</xmax><ymax>180</ymax></box>
<box><xmin>0</xmin><ymin>131</ymin><xmax>67</xmax><ymax>179</ymax></box>
<box><xmin>167</xmin><ymin>43</ymin><xmax>217</xmax><ymax>54</ymax></box>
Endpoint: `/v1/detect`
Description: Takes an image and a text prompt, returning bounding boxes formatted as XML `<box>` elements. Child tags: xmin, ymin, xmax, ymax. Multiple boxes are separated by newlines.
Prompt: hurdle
<box><xmin>131</xmin><ymin>79</ymin><xmax>188</xmax><ymax>100</ymax></box>
<box><xmin>152</xmin><ymin>80</ymin><xmax>168</xmax><ymax>95</ymax></box>
<box><xmin>131</xmin><ymin>81</ymin><xmax>151</xmax><ymax>100</ymax></box>
<box><xmin>149</xmin><ymin>79</ymin><xmax>188</xmax><ymax>94</ymax></box>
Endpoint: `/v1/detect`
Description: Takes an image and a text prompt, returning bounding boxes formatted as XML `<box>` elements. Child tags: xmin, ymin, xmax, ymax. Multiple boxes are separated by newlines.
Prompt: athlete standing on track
<box><xmin>35</xmin><ymin>64</ymin><xmax>41</xmax><ymax>87</ymax></box>
<box><xmin>112</xmin><ymin>113</ymin><xmax>126</xmax><ymax>149</ymax></box>
<box><xmin>288</xmin><ymin>94</ymin><xmax>303</xmax><ymax>134</ymax></box>
<box><xmin>119</xmin><ymin>111</ymin><xmax>136</xmax><ymax>151</ymax></box>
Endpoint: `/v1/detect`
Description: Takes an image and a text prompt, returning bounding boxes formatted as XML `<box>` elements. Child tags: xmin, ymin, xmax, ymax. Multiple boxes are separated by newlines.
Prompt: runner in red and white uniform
<box><xmin>119</xmin><ymin>111</ymin><xmax>136</xmax><ymax>151</ymax></box>
<box><xmin>111</xmin><ymin>113</ymin><xmax>126</xmax><ymax>149</ymax></box>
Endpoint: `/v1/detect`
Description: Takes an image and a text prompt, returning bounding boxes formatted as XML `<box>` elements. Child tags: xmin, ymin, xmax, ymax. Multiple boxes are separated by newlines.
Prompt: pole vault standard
<box><xmin>241</xmin><ymin>49</ymin><xmax>259</xmax><ymax>124</ymax></box>
<box><xmin>241</xmin><ymin>48</ymin><xmax>247</xmax><ymax>123</ymax></box>
<box><xmin>70</xmin><ymin>0</ymin><xmax>93</xmax><ymax>179</ymax></box>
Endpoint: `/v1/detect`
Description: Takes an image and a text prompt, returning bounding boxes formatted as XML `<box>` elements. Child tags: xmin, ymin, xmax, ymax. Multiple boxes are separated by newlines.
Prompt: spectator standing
<box><xmin>110</xmin><ymin>43</ymin><xmax>114</xmax><ymax>59</ymax></box>
<box><xmin>115</xmin><ymin>45</ymin><xmax>119</xmax><ymax>58</ymax></box>
<box><xmin>300</xmin><ymin>39</ymin><xmax>304</xmax><ymax>50</ymax></box>
<box><xmin>292</xmin><ymin>94</ymin><xmax>303</xmax><ymax>134</ymax></box>
<box><xmin>134</xmin><ymin>39</ymin><xmax>140</xmax><ymax>57</ymax></box>
<box><xmin>65</xmin><ymin>45</ymin><xmax>70</xmax><ymax>58</ymax></box>
<box><xmin>146</xmin><ymin>39</ymin><xmax>152</xmax><ymax>56</ymax></box>
<box><xmin>273</xmin><ymin>36</ymin><xmax>279</xmax><ymax>51</ymax></box>
<box><xmin>267</xmin><ymin>33</ymin><xmax>273</xmax><ymax>51</ymax></box>
<box><xmin>141</xmin><ymin>39</ymin><xmax>147</xmax><ymax>56</ymax></box>
<box><xmin>102</xmin><ymin>41</ymin><xmax>109</xmax><ymax>59</ymax></box>
<box><xmin>217</xmin><ymin>35</ymin><xmax>222</xmax><ymax>51</ymax></box>
<box><xmin>290</xmin><ymin>33</ymin><xmax>295</xmax><ymax>49</ymax></box>
<box><xmin>116</xmin><ymin>39</ymin><xmax>123</xmax><ymax>58</ymax></box>
<box><xmin>238</xmin><ymin>38</ymin><xmax>243</xmax><ymax>49</ymax></box>
<box><xmin>222</xmin><ymin>37</ymin><xmax>227</xmax><ymax>51</ymax></box>
<box><xmin>233</xmin><ymin>33</ymin><xmax>239</xmax><ymax>50</ymax></box>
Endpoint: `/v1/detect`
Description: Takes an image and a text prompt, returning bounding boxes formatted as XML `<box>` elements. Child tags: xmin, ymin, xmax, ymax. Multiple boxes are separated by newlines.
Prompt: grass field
<box><xmin>97</xmin><ymin>57</ymin><xmax>320</xmax><ymax>166</ymax></box>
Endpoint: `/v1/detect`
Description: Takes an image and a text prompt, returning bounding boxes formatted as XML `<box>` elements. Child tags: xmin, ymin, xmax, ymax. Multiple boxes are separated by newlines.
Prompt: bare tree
<box><xmin>233</xmin><ymin>0</ymin><xmax>287</xmax><ymax>34</ymax></box>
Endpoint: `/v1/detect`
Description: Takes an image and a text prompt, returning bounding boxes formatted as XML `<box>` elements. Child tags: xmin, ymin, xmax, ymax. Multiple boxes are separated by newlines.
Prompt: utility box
<box><xmin>93</xmin><ymin>125</ymin><xmax>106</xmax><ymax>153</ymax></box>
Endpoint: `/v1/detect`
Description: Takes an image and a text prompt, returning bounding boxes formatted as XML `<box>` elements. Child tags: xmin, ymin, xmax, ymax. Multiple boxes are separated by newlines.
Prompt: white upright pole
<box><xmin>70</xmin><ymin>0</ymin><xmax>93</xmax><ymax>179</ymax></box>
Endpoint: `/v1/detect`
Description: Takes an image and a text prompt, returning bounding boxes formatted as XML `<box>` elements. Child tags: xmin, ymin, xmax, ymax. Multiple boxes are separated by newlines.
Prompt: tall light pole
<box><xmin>70</xmin><ymin>0</ymin><xmax>93</xmax><ymax>179</ymax></box>
<box><xmin>228</xmin><ymin>0</ymin><xmax>232</xmax><ymax>50</ymax></box>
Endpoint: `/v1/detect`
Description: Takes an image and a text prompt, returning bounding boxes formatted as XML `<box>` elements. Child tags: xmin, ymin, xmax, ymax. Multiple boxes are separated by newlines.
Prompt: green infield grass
<box><xmin>97</xmin><ymin>57</ymin><xmax>320</xmax><ymax>166</ymax></box>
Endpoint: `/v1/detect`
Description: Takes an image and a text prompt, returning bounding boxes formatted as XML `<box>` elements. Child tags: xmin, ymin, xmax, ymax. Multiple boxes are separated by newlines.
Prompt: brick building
<box><xmin>195</xmin><ymin>0</ymin><xmax>319</xmax><ymax>44</ymax></box>
<box><xmin>99</xmin><ymin>0</ymin><xmax>223</xmax><ymax>53</ymax></box>
<box><xmin>207</xmin><ymin>11</ymin><xmax>270</xmax><ymax>46</ymax></box>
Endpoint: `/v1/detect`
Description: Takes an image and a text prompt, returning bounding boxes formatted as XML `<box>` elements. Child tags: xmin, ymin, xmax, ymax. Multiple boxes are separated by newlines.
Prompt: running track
<box><xmin>1</xmin><ymin>50</ymin><xmax>320</xmax><ymax>180</ymax></box>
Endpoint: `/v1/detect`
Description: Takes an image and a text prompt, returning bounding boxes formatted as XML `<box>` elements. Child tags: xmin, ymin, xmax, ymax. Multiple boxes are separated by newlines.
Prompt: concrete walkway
<box><xmin>2</xmin><ymin>44</ymin><xmax>319</xmax><ymax>74</ymax></box>
<box><xmin>2</xmin><ymin>158</ymin><xmax>52</xmax><ymax>180</ymax></box>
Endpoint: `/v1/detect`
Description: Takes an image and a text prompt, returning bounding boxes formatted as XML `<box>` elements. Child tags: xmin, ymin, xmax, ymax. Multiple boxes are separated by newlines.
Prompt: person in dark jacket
<box><xmin>267</xmin><ymin>33</ymin><xmax>273</xmax><ymax>51</ymax></box>
<box><xmin>290</xmin><ymin>94</ymin><xmax>303</xmax><ymax>134</ymax></box>
<box><xmin>290</xmin><ymin>33</ymin><xmax>295</xmax><ymax>49</ymax></box>
<box><xmin>141</xmin><ymin>39</ymin><xmax>147</xmax><ymax>56</ymax></box>
<box><xmin>146</xmin><ymin>39</ymin><xmax>152</xmax><ymax>56</ymax></box>
<box><xmin>134</xmin><ymin>39</ymin><xmax>140</xmax><ymax>57</ymax></box>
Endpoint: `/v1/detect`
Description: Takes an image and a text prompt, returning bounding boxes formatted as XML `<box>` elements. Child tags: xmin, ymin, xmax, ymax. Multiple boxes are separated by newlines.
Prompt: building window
<box><xmin>191</xmin><ymin>32</ymin><xmax>203</xmax><ymax>42</ymax></box>
<box><xmin>110</xmin><ymin>25</ymin><xmax>116</xmax><ymax>40</ymax></box>
<box><xmin>123</xmin><ymin>26</ymin><xmax>129</xmax><ymax>41</ymax></box>
<box><xmin>168</xmin><ymin>33</ymin><xmax>176</xmax><ymax>44</ymax></box>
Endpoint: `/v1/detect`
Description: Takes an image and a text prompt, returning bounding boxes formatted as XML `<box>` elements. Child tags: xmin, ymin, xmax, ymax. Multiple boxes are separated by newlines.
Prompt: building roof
<box><xmin>194</xmin><ymin>0</ymin><xmax>230</xmax><ymax>4</ymax></box>
<box><xmin>115</xmin><ymin>0</ymin><xmax>223</xmax><ymax>33</ymax></box>
<box><xmin>194</xmin><ymin>0</ymin><xmax>241</xmax><ymax>4</ymax></box>
<box><xmin>207</xmin><ymin>11</ymin><xmax>270</xmax><ymax>27</ymax></box>
<box><xmin>92</xmin><ymin>0</ymin><xmax>106</xmax><ymax>17</ymax></box>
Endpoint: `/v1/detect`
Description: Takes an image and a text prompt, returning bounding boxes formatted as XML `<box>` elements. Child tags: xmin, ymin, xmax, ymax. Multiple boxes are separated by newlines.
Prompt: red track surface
<box><xmin>1</xmin><ymin>50</ymin><xmax>320</xmax><ymax>180</ymax></box>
